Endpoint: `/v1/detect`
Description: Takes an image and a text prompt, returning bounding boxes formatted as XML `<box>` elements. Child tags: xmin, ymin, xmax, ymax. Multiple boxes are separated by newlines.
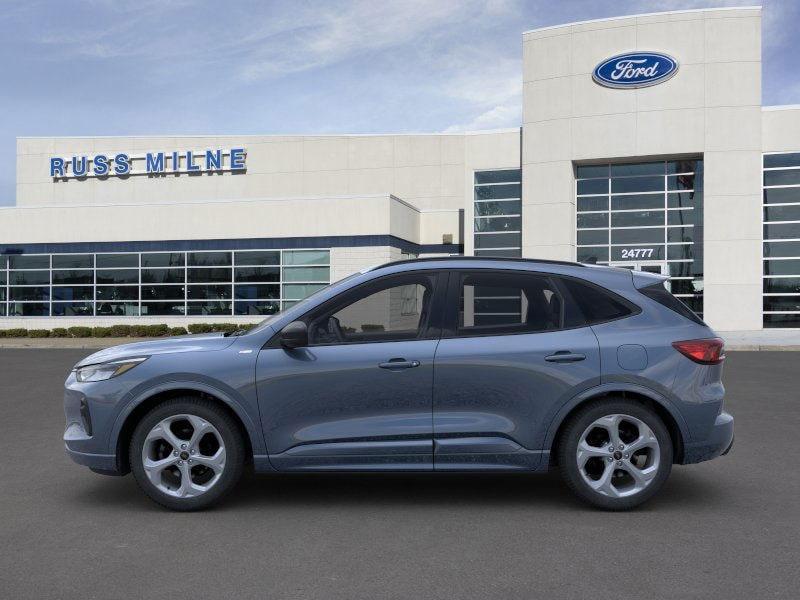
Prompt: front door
<box><xmin>432</xmin><ymin>270</ymin><xmax>601</xmax><ymax>470</ymax></box>
<box><xmin>255</xmin><ymin>271</ymin><xmax>444</xmax><ymax>471</ymax></box>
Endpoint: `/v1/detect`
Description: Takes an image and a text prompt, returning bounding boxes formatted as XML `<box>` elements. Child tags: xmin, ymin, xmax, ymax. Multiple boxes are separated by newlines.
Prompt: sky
<box><xmin>1</xmin><ymin>0</ymin><xmax>798</xmax><ymax>206</ymax></box>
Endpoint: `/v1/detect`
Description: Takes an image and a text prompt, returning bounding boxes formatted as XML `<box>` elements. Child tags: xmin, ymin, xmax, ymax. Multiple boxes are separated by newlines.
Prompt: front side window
<box><xmin>308</xmin><ymin>274</ymin><xmax>437</xmax><ymax>345</ymax></box>
<box><xmin>454</xmin><ymin>271</ymin><xmax>563</xmax><ymax>336</ymax></box>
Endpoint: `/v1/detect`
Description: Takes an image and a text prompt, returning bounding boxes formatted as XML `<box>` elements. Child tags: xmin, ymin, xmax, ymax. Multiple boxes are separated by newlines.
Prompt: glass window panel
<box><xmin>234</xmin><ymin>266</ymin><xmax>280</xmax><ymax>282</ymax></box>
<box><xmin>667</xmin><ymin>244</ymin><xmax>694</xmax><ymax>261</ymax></box>
<box><xmin>187</xmin><ymin>251</ymin><xmax>231</xmax><ymax>266</ymax></box>
<box><xmin>474</xmin><ymin>170</ymin><xmax>520</xmax><ymax>184</ymax></box>
<box><xmin>473</xmin><ymin>249</ymin><xmax>522</xmax><ymax>258</ymax></box>
<box><xmin>764</xmin><ymin>314</ymin><xmax>800</xmax><ymax>328</ymax></box>
<box><xmin>763</xmin><ymin>278</ymin><xmax>800</xmax><ymax>294</ymax></box>
<box><xmin>187</xmin><ymin>267</ymin><xmax>231</xmax><ymax>283</ymax></box>
<box><xmin>669</xmin><ymin>279</ymin><xmax>701</xmax><ymax>295</ymax></box>
<box><xmin>234</xmin><ymin>251</ymin><xmax>280</xmax><ymax>266</ymax></box>
<box><xmin>141</xmin><ymin>268</ymin><xmax>185</xmax><ymax>284</ymax></box>
<box><xmin>187</xmin><ymin>301</ymin><xmax>232</xmax><ymax>316</ymax></box>
<box><xmin>474</xmin><ymin>200</ymin><xmax>521</xmax><ymax>216</ymax></box>
<box><xmin>474</xmin><ymin>216</ymin><xmax>521</xmax><ymax>233</ymax></box>
<box><xmin>610</xmin><ymin>228</ymin><xmax>664</xmax><ymax>244</ymax></box>
<box><xmin>667</xmin><ymin>174</ymin><xmax>698</xmax><ymax>191</ymax></box>
<box><xmin>764</xmin><ymin>259</ymin><xmax>800</xmax><ymax>275</ymax></box>
<box><xmin>96</xmin><ymin>302</ymin><xmax>138</xmax><ymax>316</ymax></box>
<box><xmin>764</xmin><ymin>241</ymin><xmax>800</xmax><ymax>258</ymax></box>
<box><xmin>10</xmin><ymin>287</ymin><xmax>49</xmax><ymax>301</ymax></box>
<box><xmin>577</xmin><ymin>196</ymin><xmax>608</xmax><ymax>212</ymax></box>
<box><xmin>763</xmin><ymin>296</ymin><xmax>800</xmax><ymax>312</ymax></box>
<box><xmin>667</xmin><ymin>160</ymin><xmax>701</xmax><ymax>174</ymax></box>
<box><xmin>577</xmin><ymin>179</ymin><xmax>608</xmax><ymax>195</ymax></box>
<box><xmin>96</xmin><ymin>269</ymin><xmax>138</xmax><ymax>284</ymax></box>
<box><xmin>187</xmin><ymin>285</ymin><xmax>232</xmax><ymax>300</ymax></box>
<box><xmin>611</xmin><ymin>211</ymin><xmax>664</xmax><ymax>228</ymax></box>
<box><xmin>235</xmin><ymin>300</ymin><xmax>281</xmax><ymax>316</ymax></box>
<box><xmin>611</xmin><ymin>176</ymin><xmax>663</xmax><ymax>194</ymax></box>
<box><xmin>282</xmin><ymin>266</ymin><xmax>330</xmax><ymax>282</ymax></box>
<box><xmin>52</xmin><ymin>254</ymin><xmax>93</xmax><ymax>269</ymax></box>
<box><xmin>667</xmin><ymin>191</ymin><xmax>701</xmax><ymax>209</ymax></box>
<box><xmin>8</xmin><ymin>302</ymin><xmax>48</xmax><ymax>316</ymax></box>
<box><xmin>96</xmin><ymin>286</ymin><xmax>138</xmax><ymax>301</ymax></box>
<box><xmin>9</xmin><ymin>255</ymin><xmax>49</xmax><ymax>269</ymax></box>
<box><xmin>576</xmin><ymin>164</ymin><xmax>609</xmax><ymax>178</ymax></box>
<box><xmin>764</xmin><ymin>223</ymin><xmax>800</xmax><ymax>240</ymax></box>
<box><xmin>53</xmin><ymin>286</ymin><xmax>93</xmax><ymax>301</ymax></box>
<box><xmin>0</xmin><ymin>271</ymin><xmax>5</xmax><ymax>285</ymax></box>
<box><xmin>234</xmin><ymin>284</ymin><xmax>280</xmax><ymax>300</ymax></box>
<box><xmin>141</xmin><ymin>302</ymin><xmax>185</xmax><ymax>316</ymax></box>
<box><xmin>474</xmin><ymin>233</ymin><xmax>521</xmax><ymax>249</ymax></box>
<box><xmin>577</xmin><ymin>213</ymin><xmax>609</xmax><ymax>229</ymax></box>
<box><xmin>141</xmin><ymin>253</ymin><xmax>185</xmax><ymax>268</ymax></box>
<box><xmin>668</xmin><ymin>262</ymin><xmax>696</xmax><ymax>277</ymax></box>
<box><xmin>141</xmin><ymin>285</ymin><xmax>185</xmax><ymax>300</ymax></box>
<box><xmin>52</xmin><ymin>270</ymin><xmax>93</xmax><ymax>284</ymax></box>
<box><xmin>678</xmin><ymin>296</ymin><xmax>704</xmax><ymax>314</ymax></box>
<box><xmin>611</xmin><ymin>245</ymin><xmax>665</xmax><ymax>261</ymax></box>
<box><xmin>9</xmin><ymin>270</ymin><xmax>49</xmax><ymax>285</ymax></box>
<box><xmin>610</xmin><ymin>162</ymin><xmax>664</xmax><ymax>176</ymax></box>
<box><xmin>96</xmin><ymin>254</ymin><xmax>138</xmax><ymax>268</ymax></box>
<box><xmin>668</xmin><ymin>227</ymin><xmax>694</xmax><ymax>243</ymax></box>
<box><xmin>668</xmin><ymin>210</ymin><xmax>696</xmax><ymax>226</ymax></box>
<box><xmin>611</xmin><ymin>194</ymin><xmax>663</xmax><ymax>210</ymax></box>
<box><xmin>283</xmin><ymin>283</ymin><xmax>327</xmax><ymax>300</ymax></box>
<box><xmin>282</xmin><ymin>250</ymin><xmax>330</xmax><ymax>266</ymax></box>
<box><xmin>474</xmin><ymin>184</ymin><xmax>521</xmax><ymax>200</ymax></box>
<box><xmin>577</xmin><ymin>230</ymin><xmax>608</xmax><ymax>245</ymax></box>
<box><xmin>764</xmin><ymin>205</ymin><xmax>800</xmax><ymax>222</ymax></box>
<box><xmin>764</xmin><ymin>153</ymin><xmax>800</xmax><ymax>168</ymax></box>
<box><xmin>0</xmin><ymin>288</ymin><xmax>5</xmax><ymax>302</ymax></box>
<box><xmin>577</xmin><ymin>247</ymin><xmax>609</xmax><ymax>262</ymax></box>
<box><xmin>763</xmin><ymin>188</ymin><xmax>800</xmax><ymax>204</ymax></box>
<box><xmin>764</xmin><ymin>170</ymin><xmax>800</xmax><ymax>187</ymax></box>
<box><xmin>0</xmin><ymin>304</ymin><xmax>5</xmax><ymax>316</ymax></box>
<box><xmin>52</xmin><ymin>302</ymin><xmax>94</xmax><ymax>316</ymax></box>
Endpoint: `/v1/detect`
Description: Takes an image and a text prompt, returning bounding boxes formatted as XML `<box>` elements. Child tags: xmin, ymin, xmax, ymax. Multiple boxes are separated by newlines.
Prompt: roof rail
<box><xmin>368</xmin><ymin>256</ymin><xmax>587</xmax><ymax>271</ymax></box>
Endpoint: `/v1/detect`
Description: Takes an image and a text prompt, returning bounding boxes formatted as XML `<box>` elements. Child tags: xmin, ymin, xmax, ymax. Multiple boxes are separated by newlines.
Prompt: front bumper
<box><xmin>681</xmin><ymin>411</ymin><xmax>734</xmax><ymax>464</ymax></box>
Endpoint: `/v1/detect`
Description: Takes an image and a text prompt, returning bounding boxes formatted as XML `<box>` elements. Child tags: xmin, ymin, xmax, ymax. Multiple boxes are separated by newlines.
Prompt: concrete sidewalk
<box><xmin>0</xmin><ymin>331</ymin><xmax>798</xmax><ymax>350</ymax></box>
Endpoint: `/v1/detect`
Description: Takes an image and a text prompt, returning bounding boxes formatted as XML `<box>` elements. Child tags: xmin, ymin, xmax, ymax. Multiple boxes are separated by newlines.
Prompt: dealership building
<box><xmin>2</xmin><ymin>5</ymin><xmax>799</xmax><ymax>332</ymax></box>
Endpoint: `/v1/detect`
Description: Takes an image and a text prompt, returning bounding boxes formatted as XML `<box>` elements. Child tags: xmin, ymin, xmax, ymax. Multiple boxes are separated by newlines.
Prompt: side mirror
<box><xmin>280</xmin><ymin>321</ymin><xmax>308</xmax><ymax>349</ymax></box>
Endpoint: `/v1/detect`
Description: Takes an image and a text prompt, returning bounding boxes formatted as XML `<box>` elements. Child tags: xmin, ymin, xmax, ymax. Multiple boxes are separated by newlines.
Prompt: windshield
<box><xmin>244</xmin><ymin>272</ymin><xmax>363</xmax><ymax>336</ymax></box>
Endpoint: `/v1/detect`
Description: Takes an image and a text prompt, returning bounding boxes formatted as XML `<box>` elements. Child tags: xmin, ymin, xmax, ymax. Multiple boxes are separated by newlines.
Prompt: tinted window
<box><xmin>559</xmin><ymin>278</ymin><xmax>635</xmax><ymax>325</ymax></box>
<box><xmin>639</xmin><ymin>282</ymin><xmax>705</xmax><ymax>325</ymax></box>
<box><xmin>454</xmin><ymin>271</ymin><xmax>563</xmax><ymax>336</ymax></box>
<box><xmin>309</xmin><ymin>274</ymin><xmax>437</xmax><ymax>345</ymax></box>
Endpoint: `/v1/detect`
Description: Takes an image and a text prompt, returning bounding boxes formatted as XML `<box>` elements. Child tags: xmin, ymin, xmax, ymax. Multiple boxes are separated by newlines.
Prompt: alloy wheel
<box><xmin>576</xmin><ymin>413</ymin><xmax>660</xmax><ymax>498</ymax></box>
<box><xmin>141</xmin><ymin>414</ymin><xmax>226</xmax><ymax>498</ymax></box>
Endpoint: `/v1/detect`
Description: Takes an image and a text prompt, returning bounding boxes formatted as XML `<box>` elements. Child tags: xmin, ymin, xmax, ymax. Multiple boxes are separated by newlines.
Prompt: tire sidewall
<box><xmin>558</xmin><ymin>399</ymin><xmax>673</xmax><ymax>510</ymax></box>
<box><xmin>130</xmin><ymin>398</ymin><xmax>244</xmax><ymax>511</ymax></box>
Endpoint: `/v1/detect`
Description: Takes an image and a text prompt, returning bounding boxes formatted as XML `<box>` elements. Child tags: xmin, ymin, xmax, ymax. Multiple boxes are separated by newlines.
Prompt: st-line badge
<box><xmin>592</xmin><ymin>51</ymin><xmax>678</xmax><ymax>89</ymax></box>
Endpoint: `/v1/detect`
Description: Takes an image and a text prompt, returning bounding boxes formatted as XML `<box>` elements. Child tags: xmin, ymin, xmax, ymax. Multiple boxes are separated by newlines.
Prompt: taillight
<box><xmin>672</xmin><ymin>338</ymin><xmax>725</xmax><ymax>365</ymax></box>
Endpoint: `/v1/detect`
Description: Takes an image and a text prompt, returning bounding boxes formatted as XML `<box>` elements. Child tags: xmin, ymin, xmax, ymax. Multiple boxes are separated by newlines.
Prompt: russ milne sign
<box><xmin>592</xmin><ymin>52</ymin><xmax>678</xmax><ymax>89</ymax></box>
<box><xmin>50</xmin><ymin>148</ymin><xmax>246</xmax><ymax>179</ymax></box>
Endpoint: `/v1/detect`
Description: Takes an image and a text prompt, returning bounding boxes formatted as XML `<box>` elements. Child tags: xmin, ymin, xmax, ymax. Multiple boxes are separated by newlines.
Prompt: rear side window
<box><xmin>639</xmin><ymin>281</ymin><xmax>705</xmax><ymax>325</ymax></box>
<box><xmin>559</xmin><ymin>277</ymin><xmax>636</xmax><ymax>326</ymax></box>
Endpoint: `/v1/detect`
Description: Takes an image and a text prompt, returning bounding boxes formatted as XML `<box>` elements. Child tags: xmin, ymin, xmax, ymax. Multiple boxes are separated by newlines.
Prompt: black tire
<box><xmin>557</xmin><ymin>398</ymin><xmax>673</xmax><ymax>510</ymax></box>
<box><xmin>129</xmin><ymin>397</ymin><xmax>245</xmax><ymax>511</ymax></box>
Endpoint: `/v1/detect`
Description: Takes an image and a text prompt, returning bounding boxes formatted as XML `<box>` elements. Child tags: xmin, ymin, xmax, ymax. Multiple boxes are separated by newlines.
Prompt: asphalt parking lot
<box><xmin>0</xmin><ymin>349</ymin><xmax>798</xmax><ymax>599</ymax></box>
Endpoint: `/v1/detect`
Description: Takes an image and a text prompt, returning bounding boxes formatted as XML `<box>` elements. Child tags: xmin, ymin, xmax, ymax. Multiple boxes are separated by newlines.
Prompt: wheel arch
<box><xmin>545</xmin><ymin>385</ymin><xmax>688</xmax><ymax>466</ymax></box>
<box><xmin>113</xmin><ymin>383</ymin><xmax>263</xmax><ymax>474</ymax></box>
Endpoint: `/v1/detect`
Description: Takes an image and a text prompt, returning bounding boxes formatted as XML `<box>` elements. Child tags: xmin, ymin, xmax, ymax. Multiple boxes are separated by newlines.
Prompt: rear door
<box><xmin>432</xmin><ymin>269</ymin><xmax>601</xmax><ymax>470</ymax></box>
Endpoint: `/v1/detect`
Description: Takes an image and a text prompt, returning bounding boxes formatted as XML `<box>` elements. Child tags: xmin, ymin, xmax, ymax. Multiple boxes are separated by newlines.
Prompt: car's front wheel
<box><xmin>557</xmin><ymin>398</ymin><xmax>673</xmax><ymax>510</ymax></box>
<box><xmin>129</xmin><ymin>398</ymin><xmax>245</xmax><ymax>511</ymax></box>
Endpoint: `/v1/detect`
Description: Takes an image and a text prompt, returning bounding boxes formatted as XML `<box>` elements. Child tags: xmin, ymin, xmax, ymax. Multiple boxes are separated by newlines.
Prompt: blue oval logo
<box><xmin>593</xmin><ymin>52</ymin><xmax>678</xmax><ymax>89</ymax></box>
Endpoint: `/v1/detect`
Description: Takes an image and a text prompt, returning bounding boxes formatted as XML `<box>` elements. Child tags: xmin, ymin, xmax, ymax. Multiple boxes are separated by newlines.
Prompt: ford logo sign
<box><xmin>593</xmin><ymin>51</ymin><xmax>678</xmax><ymax>89</ymax></box>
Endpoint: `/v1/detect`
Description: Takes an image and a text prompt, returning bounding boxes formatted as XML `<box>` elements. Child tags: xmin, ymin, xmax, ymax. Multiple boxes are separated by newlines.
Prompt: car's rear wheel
<box><xmin>130</xmin><ymin>398</ymin><xmax>245</xmax><ymax>511</ymax></box>
<box><xmin>557</xmin><ymin>398</ymin><xmax>673</xmax><ymax>510</ymax></box>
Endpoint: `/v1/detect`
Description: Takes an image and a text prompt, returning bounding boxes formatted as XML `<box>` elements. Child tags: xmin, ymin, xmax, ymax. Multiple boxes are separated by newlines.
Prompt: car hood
<box><xmin>75</xmin><ymin>333</ymin><xmax>237</xmax><ymax>367</ymax></box>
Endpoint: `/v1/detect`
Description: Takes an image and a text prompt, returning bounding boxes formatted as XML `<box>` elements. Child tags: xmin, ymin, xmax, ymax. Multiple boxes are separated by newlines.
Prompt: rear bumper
<box><xmin>681</xmin><ymin>411</ymin><xmax>734</xmax><ymax>464</ymax></box>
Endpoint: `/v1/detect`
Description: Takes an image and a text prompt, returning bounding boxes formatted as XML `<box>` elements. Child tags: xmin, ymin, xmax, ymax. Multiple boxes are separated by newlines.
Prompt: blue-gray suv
<box><xmin>64</xmin><ymin>257</ymin><xmax>733</xmax><ymax>511</ymax></box>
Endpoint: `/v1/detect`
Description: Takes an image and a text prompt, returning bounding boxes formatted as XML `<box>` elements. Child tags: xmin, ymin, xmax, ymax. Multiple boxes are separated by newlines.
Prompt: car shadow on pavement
<box><xmin>68</xmin><ymin>466</ymin><xmax>725</xmax><ymax>513</ymax></box>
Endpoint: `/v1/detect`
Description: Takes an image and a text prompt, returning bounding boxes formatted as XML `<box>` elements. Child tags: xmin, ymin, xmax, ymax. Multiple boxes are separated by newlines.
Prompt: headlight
<box><xmin>74</xmin><ymin>357</ymin><xmax>148</xmax><ymax>382</ymax></box>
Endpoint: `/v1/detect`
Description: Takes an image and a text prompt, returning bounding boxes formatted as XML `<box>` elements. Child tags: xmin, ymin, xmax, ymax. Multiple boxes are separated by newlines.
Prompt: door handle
<box><xmin>545</xmin><ymin>351</ymin><xmax>586</xmax><ymax>363</ymax></box>
<box><xmin>379</xmin><ymin>358</ymin><xmax>421</xmax><ymax>370</ymax></box>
